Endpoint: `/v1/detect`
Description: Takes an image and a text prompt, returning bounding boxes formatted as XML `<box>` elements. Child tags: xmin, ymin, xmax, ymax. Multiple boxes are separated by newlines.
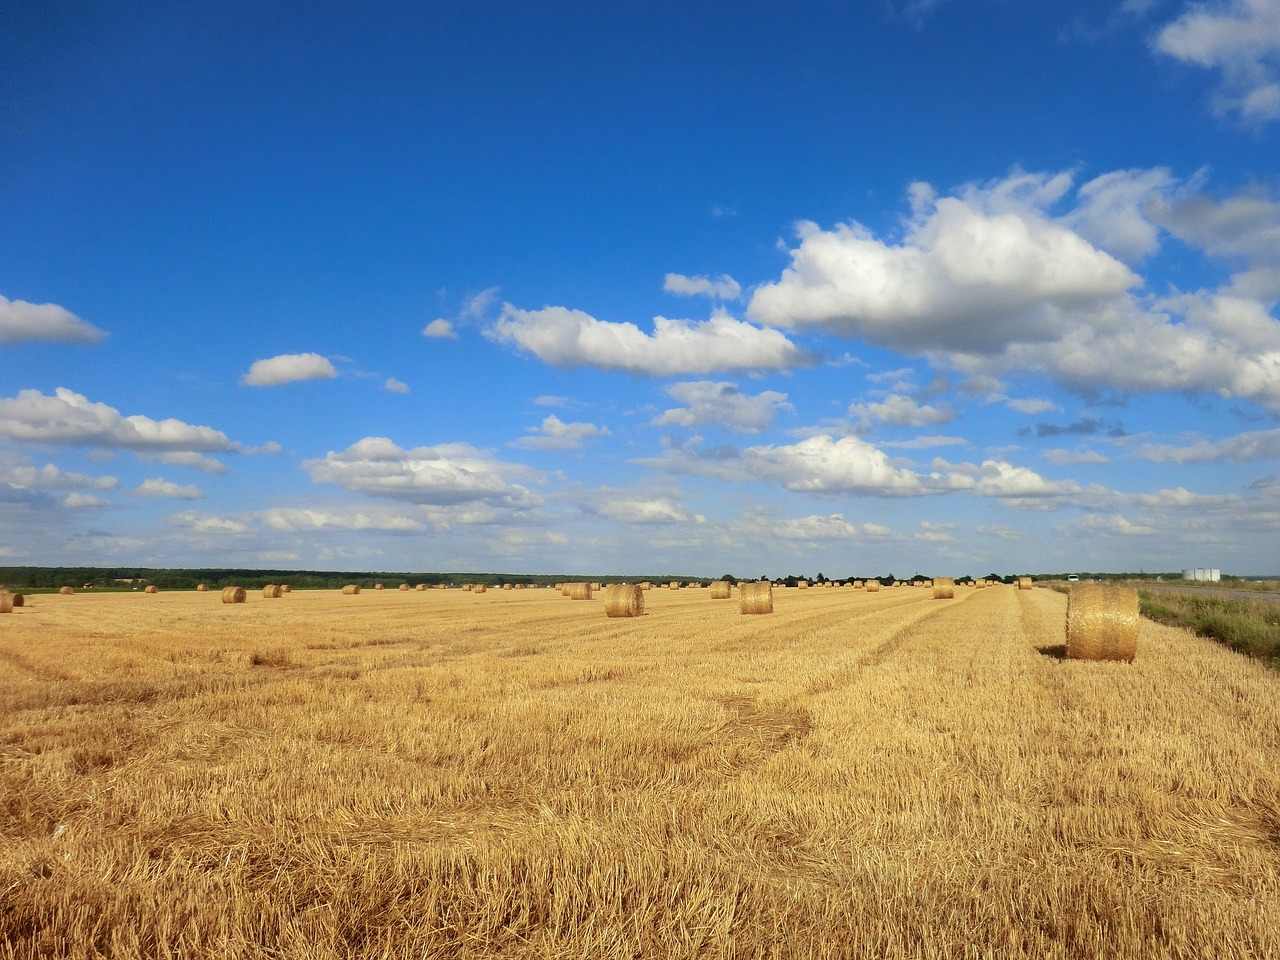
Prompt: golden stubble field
<box><xmin>2</xmin><ymin>584</ymin><xmax>1279</xmax><ymax>959</ymax></box>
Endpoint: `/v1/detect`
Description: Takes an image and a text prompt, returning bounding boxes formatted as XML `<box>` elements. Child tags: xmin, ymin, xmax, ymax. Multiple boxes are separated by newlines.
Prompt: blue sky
<box><xmin>3</xmin><ymin>0</ymin><xmax>1280</xmax><ymax>577</ymax></box>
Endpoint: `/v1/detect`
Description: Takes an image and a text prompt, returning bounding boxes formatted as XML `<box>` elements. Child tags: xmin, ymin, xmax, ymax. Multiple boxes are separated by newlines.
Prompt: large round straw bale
<box><xmin>263</xmin><ymin>584</ymin><xmax>282</xmax><ymax>599</ymax></box>
<box><xmin>473</xmin><ymin>584</ymin><xmax>487</xmax><ymax>594</ymax></box>
<box><xmin>739</xmin><ymin>581</ymin><xmax>773</xmax><ymax>615</ymax></box>
<box><xmin>797</xmin><ymin>580</ymin><xmax>808</xmax><ymax>589</ymax></box>
<box><xmin>375</xmin><ymin>583</ymin><xmax>384</xmax><ymax>590</ymax></box>
<box><xmin>1017</xmin><ymin>576</ymin><xmax>1033</xmax><ymax>590</ymax></box>
<box><xmin>566</xmin><ymin>582</ymin><xmax>593</xmax><ymax>600</ymax></box>
<box><xmin>709</xmin><ymin>580</ymin><xmax>732</xmax><ymax>599</ymax></box>
<box><xmin>399</xmin><ymin>583</ymin><xmax>409</xmax><ymax>591</ymax></box>
<box><xmin>462</xmin><ymin>584</ymin><xmax>473</xmax><ymax>591</ymax></box>
<box><xmin>12</xmin><ymin>594</ymin><xmax>24</xmax><ymax>608</ymax></box>
<box><xmin>59</xmin><ymin>586</ymin><xmax>74</xmax><ymax>595</ymax></box>
<box><xmin>669</xmin><ymin>581</ymin><xmax>680</xmax><ymax>590</ymax></box>
<box><xmin>281</xmin><ymin>584</ymin><xmax>291</xmax><ymax>593</ymax></box>
<box><xmin>144</xmin><ymin>585</ymin><xmax>158</xmax><ymax>594</ymax></box>
<box><xmin>0</xmin><ymin>592</ymin><xmax>11</xmax><ymax>614</ymax></box>
<box><xmin>196</xmin><ymin>584</ymin><xmax>209</xmax><ymax>592</ymax></box>
<box><xmin>640</xmin><ymin>582</ymin><xmax>652</xmax><ymax>590</ymax></box>
<box><xmin>342</xmin><ymin>584</ymin><xmax>361</xmax><ymax>595</ymax></box>
<box><xmin>1066</xmin><ymin>584</ymin><xmax>1138</xmax><ymax>662</ymax></box>
<box><xmin>603</xmin><ymin>583</ymin><xmax>644</xmax><ymax>618</ymax></box>
<box><xmin>502</xmin><ymin>583</ymin><xmax>513</xmax><ymax>590</ymax></box>
<box><xmin>932</xmin><ymin>577</ymin><xmax>955</xmax><ymax>600</ymax></box>
<box><xmin>865</xmin><ymin>580</ymin><xmax>881</xmax><ymax>593</ymax></box>
<box><xmin>221</xmin><ymin>586</ymin><xmax>247</xmax><ymax>604</ymax></box>
<box><xmin>974</xmin><ymin>579</ymin><xmax>986</xmax><ymax>589</ymax></box>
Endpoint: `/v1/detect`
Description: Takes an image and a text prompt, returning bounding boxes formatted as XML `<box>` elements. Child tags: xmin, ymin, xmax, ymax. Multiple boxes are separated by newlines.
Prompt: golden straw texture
<box><xmin>1066</xmin><ymin>584</ymin><xmax>1139</xmax><ymax>662</ymax></box>
<box><xmin>221</xmin><ymin>586</ymin><xmax>247</xmax><ymax>605</ymax></box>
<box><xmin>263</xmin><ymin>585</ymin><xmax>282</xmax><ymax>599</ymax></box>
<box><xmin>603</xmin><ymin>584</ymin><xmax>644</xmax><ymax>618</ymax></box>
<box><xmin>709</xmin><ymin>581</ymin><xmax>732</xmax><ymax>599</ymax></box>
<box><xmin>866</xmin><ymin>581</ymin><xmax>881</xmax><ymax>593</ymax></box>
<box><xmin>932</xmin><ymin>577</ymin><xmax>955</xmax><ymax>600</ymax></box>
<box><xmin>566</xmin><ymin>583</ymin><xmax>593</xmax><ymax>601</ymax></box>
<box><xmin>342</xmin><ymin>585</ymin><xmax>361</xmax><ymax>595</ymax></box>
<box><xmin>739</xmin><ymin>581</ymin><xmax>773</xmax><ymax>615</ymax></box>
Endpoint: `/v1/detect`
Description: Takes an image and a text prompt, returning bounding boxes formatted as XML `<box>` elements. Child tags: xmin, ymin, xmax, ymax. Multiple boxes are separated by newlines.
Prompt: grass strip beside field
<box><xmin>1138</xmin><ymin>588</ymin><xmax>1280</xmax><ymax>667</ymax></box>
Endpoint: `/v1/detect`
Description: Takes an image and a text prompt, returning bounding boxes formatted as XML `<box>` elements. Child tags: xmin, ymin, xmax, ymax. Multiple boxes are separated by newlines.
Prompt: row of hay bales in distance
<box><xmin>12</xmin><ymin>576</ymin><xmax>1131</xmax><ymax>664</ymax></box>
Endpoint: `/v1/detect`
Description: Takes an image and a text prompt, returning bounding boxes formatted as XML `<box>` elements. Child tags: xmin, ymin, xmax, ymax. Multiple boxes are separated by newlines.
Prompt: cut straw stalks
<box><xmin>739</xmin><ymin>581</ymin><xmax>773</xmax><ymax>615</ymax></box>
<box><xmin>709</xmin><ymin>580</ymin><xmax>732</xmax><ymax>599</ymax></box>
<box><xmin>932</xmin><ymin>577</ymin><xmax>955</xmax><ymax>600</ymax></box>
<box><xmin>603</xmin><ymin>583</ymin><xmax>644</xmax><ymax>618</ymax></box>
<box><xmin>1066</xmin><ymin>583</ymin><xmax>1139</xmax><ymax>662</ymax></box>
<box><xmin>221</xmin><ymin>586</ymin><xmax>247</xmax><ymax>605</ymax></box>
<box><xmin>263</xmin><ymin>585</ymin><xmax>282</xmax><ymax>599</ymax></box>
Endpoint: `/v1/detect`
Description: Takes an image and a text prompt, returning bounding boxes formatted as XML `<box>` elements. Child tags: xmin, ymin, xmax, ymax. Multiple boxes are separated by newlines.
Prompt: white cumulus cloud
<box><xmin>772</xmin><ymin>514</ymin><xmax>897</xmax><ymax>540</ymax></box>
<box><xmin>0</xmin><ymin>388</ymin><xmax>237</xmax><ymax>452</ymax></box>
<box><xmin>653</xmin><ymin>381</ymin><xmax>794</xmax><ymax>433</ymax></box>
<box><xmin>663</xmin><ymin>273</ymin><xmax>743</xmax><ymax>300</ymax></box>
<box><xmin>1154</xmin><ymin>0</ymin><xmax>1280</xmax><ymax>123</ymax></box>
<box><xmin>384</xmin><ymin>377</ymin><xmax>410</xmax><ymax>394</ymax></box>
<box><xmin>511</xmin><ymin>415</ymin><xmax>610</xmax><ymax>451</ymax></box>
<box><xmin>62</xmin><ymin>492</ymin><xmax>111</xmax><ymax>508</ymax></box>
<box><xmin>422</xmin><ymin>319</ymin><xmax>458</xmax><ymax>339</ymax></box>
<box><xmin>848</xmin><ymin>393</ymin><xmax>957</xmax><ymax>427</ymax></box>
<box><xmin>490</xmin><ymin>304</ymin><xmax>810</xmax><ymax>376</ymax></box>
<box><xmin>1136</xmin><ymin>426</ymin><xmax>1280</xmax><ymax>463</ymax></box>
<box><xmin>303</xmin><ymin>437</ymin><xmax>541</xmax><ymax>507</ymax></box>
<box><xmin>135</xmin><ymin>477</ymin><xmax>202</xmax><ymax>499</ymax></box>
<box><xmin>0</xmin><ymin>294</ymin><xmax>107</xmax><ymax>345</ymax></box>
<box><xmin>242</xmin><ymin>353</ymin><xmax>337</xmax><ymax>387</ymax></box>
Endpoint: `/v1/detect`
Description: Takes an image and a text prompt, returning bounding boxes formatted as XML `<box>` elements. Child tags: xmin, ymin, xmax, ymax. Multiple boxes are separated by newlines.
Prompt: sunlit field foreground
<box><xmin>3</xmin><ymin>586</ymin><xmax>1279</xmax><ymax>959</ymax></box>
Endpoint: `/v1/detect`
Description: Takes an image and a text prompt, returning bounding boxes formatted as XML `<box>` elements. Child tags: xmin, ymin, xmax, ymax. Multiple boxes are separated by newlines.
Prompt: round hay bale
<box><xmin>1066</xmin><ymin>584</ymin><xmax>1138</xmax><ymax>662</ymax></box>
<box><xmin>196</xmin><ymin>584</ymin><xmax>209</xmax><ymax>592</ymax></box>
<box><xmin>640</xmin><ymin>582</ymin><xmax>652</xmax><ymax>590</ymax></box>
<box><xmin>1017</xmin><ymin>576</ymin><xmax>1033</xmax><ymax>590</ymax></box>
<box><xmin>462</xmin><ymin>584</ymin><xmax>473</xmax><ymax>591</ymax></box>
<box><xmin>342</xmin><ymin>584</ymin><xmax>361</xmax><ymax>595</ymax></box>
<box><xmin>221</xmin><ymin>586</ymin><xmax>247</xmax><ymax>604</ymax></box>
<box><xmin>281</xmin><ymin>584</ymin><xmax>291</xmax><ymax>593</ymax></box>
<box><xmin>502</xmin><ymin>583</ymin><xmax>513</xmax><ymax>590</ymax></box>
<box><xmin>59</xmin><ymin>586</ymin><xmax>74</xmax><ymax>595</ymax></box>
<box><xmin>144</xmin><ymin>585</ymin><xmax>158</xmax><ymax>594</ymax></box>
<box><xmin>0</xmin><ymin>592</ymin><xmax>12</xmax><ymax>614</ymax></box>
<box><xmin>603</xmin><ymin>583</ymin><xmax>644</xmax><ymax>618</ymax></box>
<box><xmin>12</xmin><ymin>594</ymin><xmax>24</xmax><ymax>608</ymax></box>
<box><xmin>854</xmin><ymin>580</ymin><xmax>863</xmax><ymax>589</ymax></box>
<box><xmin>473</xmin><ymin>584</ymin><xmax>487</xmax><ymax>594</ymax></box>
<box><xmin>797</xmin><ymin>580</ymin><xmax>808</xmax><ymax>589</ymax></box>
<box><xmin>932</xmin><ymin>577</ymin><xmax>955</xmax><ymax>600</ymax></box>
<box><xmin>375</xmin><ymin>583</ymin><xmax>384</xmax><ymax>591</ymax></box>
<box><xmin>566</xmin><ymin>582</ymin><xmax>593</xmax><ymax>600</ymax></box>
<box><xmin>263</xmin><ymin>584</ymin><xmax>282</xmax><ymax>599</ymax></box>
<box><xmin>669</xmin><ymin>581</ymin><xmax>680</xmax><ymax>590</ymax></box>
<box><xmin>415</xmin><ymin>584</ymin><xmax>427</xmax><ymax>591</ymax></box>
<box><xmin>865</xmin><ymin>580</ymin><xmax>881</xmax><ymax>593</ymax></box>
<box><xmin>399</xmin><ymin>583</ymin><xmax>410</xmax><ymax>591</ymax></box>
<box><xmin>709</xmin><ymin>580</ymin><xmax>732</xmax><ymax>600</ymax></box>
<box><xmin>739</xmin><ymin>581</ymin><xmax>773</xmax><ymax>615</ymax></box>
<box><xmin>974</xmin><ymin>580</ymin><xmax>986</xmax><ymax>589</ymax></box>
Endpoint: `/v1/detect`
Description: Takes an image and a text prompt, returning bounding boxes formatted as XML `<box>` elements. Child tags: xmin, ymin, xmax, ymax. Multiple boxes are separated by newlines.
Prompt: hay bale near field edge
<box><xmin>342</xmin><ymin>584</ymin><xmax>361</xmax><ymax>595</ymax></box>
<box><xmin>1066</xmin><ymin>584</ymin><xmax>1139</xmax><ymax>662</ymax></box>
<box><xmin>59</xmin><ymin>586</ymin><xmax>74</xmax><ymax>595</ymax></box>
<box><xmin>603</xmin><ymin>583</ymin><xmax>644</xmax><ymax>618</ymax></box>
<box><xmin>196</xmin><ymin>584</ymin><xmax>208</xmax><ymax>592</ymax></box>
<box><xmin>263</xmin><ymin>584</ymin><xmax>282</xmax><ymax>599</ymax></box>
<box><xmin>566</xmin><ymin>582</ymin><xmax>593</xmax><ymax>600</ymax></box>
<box><xmin>932</xmin><ymin>577</ymin><xmax>955</xmax><ymax>600</ymax></box>
<box><xmin>865</xmin><ymin>581</ymin><xmax>881</xmax><ymax>593</ymax></box>
<box><xmin>1017</xmin><ymin>576</ymin><xmax>1033</xmax><ymax>590</ymax></box>
<box><xmin>709</xmin><ymin>580</ymin><xmax>732</xmax><ymax>599</ymax></box>
<box><xmin>221</xmin><ymin>586</ymin><xmax>247</xmax><ymax>604</ymax></box>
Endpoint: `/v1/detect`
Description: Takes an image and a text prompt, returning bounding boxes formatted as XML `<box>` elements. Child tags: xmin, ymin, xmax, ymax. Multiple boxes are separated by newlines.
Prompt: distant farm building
<box><xmin>1181</xmin><ymin>568</ymin><xmax>1221</xmax><ymax>582</ymax></box>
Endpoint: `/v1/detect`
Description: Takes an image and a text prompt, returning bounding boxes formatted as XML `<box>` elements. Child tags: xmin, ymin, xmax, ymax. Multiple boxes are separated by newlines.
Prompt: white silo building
<box><xmin>1181</xmin><ymin>568</ymin><xmax>1222</xmax><ymax>582</ymax></box>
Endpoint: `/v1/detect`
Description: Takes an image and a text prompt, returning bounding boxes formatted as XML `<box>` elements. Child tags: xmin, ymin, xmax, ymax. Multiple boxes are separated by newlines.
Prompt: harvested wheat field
<box><xmin>2</xmin><ymin>586</ymin><xmax>1279</xmax><ymax>959</ymax></box>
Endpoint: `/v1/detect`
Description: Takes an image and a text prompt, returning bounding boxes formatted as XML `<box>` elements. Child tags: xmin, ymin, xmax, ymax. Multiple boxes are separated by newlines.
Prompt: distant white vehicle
<box><xmin>1067</xmin><ymin>575</ymin><xmax>1079</xmax><ymax>582</ymax></box>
